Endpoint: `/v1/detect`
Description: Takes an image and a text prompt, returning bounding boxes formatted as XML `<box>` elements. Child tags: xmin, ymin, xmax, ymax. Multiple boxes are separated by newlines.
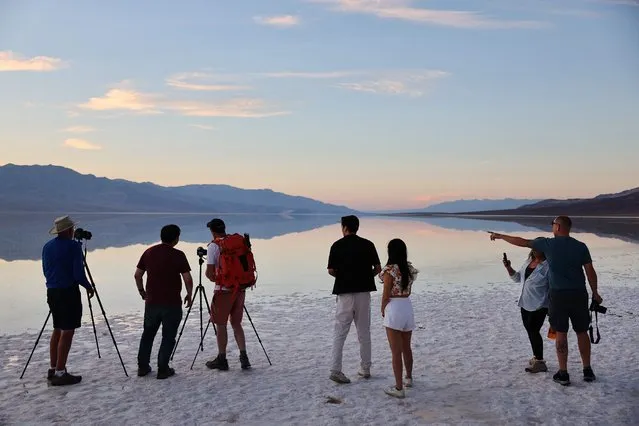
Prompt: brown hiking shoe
<box><xmin>50</xmin><ymin>372</ymin><xmax>82</xmax><ymax>386</ymax></box>
<box><xmin>525</xmin><ymin>360</ymin><xmax>548</xmax><ymax>373</ymax></box>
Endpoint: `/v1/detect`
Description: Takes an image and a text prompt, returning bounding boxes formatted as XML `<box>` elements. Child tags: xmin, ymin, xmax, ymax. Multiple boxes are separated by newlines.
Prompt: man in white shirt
<box><xmin>204</xmin><ymin>218</ymin><xmax>251</xmax><ymax>371</ymax></box>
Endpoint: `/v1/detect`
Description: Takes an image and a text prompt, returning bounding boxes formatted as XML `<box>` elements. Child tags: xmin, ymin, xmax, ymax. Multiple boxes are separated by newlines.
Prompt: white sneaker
<box><xmin>330</xmin><ymin>371</ymin><xmax>351</xmax><ymax>384</ymax></box>
<box><xmin>384</xmin><ymin>386</ymin><xmax>405</xmax><ymax>399</ymax></box>
<box><xmin>404</xmin><ymin>377</ymin><xmax>413</xmax><ymax>388</ymax></box>
<box><xmin>358</xmin><ymin>369</ymin><xmax>371</xmax><ymax>379</ymax></box>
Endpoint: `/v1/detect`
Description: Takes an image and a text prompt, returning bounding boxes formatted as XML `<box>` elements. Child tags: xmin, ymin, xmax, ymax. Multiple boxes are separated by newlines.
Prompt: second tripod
<box><xmin>171</xmin><ymin>251</ymin><xmax>217</xmax><ymax>360</ymax></box>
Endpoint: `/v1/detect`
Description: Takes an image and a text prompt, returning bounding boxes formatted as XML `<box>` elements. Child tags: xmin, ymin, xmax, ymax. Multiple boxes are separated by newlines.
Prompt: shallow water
<box><xmin>1</xmin><ymin>213</ymin><xmax>637</xmax><ymax>334</ymax></box>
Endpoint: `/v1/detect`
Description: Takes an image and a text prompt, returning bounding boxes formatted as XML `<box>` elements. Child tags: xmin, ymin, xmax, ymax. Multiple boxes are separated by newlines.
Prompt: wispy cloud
<box><xmin>311</xmin><ymin>0</ymin><xmax>547</xmax><ymax>29</ymax></box>
<box><xmin>166</xmin><ymin>72</ymin><xmax>250</xmax><ymax>91</ymax></box>
<box><xmin>76</xmin><ymin>82</ymin><xmax>289</xmax><ymax>118</ymax></box>
<box><xmin>0</xmin><ymin>50</ymin><xmax>67</xmax><ymax>72</ymax></box>
<box><xmin>259</xmin><ymin>71</ymin><xmax>358</xmax><ymax>79</ymax></box>
<box><xmin>62</xmin><ymin>125</ymin><xmax>96</xmax><ymax>134</ymax></box>
<box><xmin>189</xmin><ymin>124</ymin><xmax>216</xmax><ymax>130</ymax></box>
<box><xmin>336</xmin><ymin>70</ymin><xmax>449</xmax><ymax>97</ymax></box>
<box><xmin>253</xmin><ymin>15</ymin><xmax>301</xmax><ymax>27</ymax></box>
<box><xmin>63</xmin><ymin>138</ymin><xmax>102</xmax><ymax>151</ymax></box>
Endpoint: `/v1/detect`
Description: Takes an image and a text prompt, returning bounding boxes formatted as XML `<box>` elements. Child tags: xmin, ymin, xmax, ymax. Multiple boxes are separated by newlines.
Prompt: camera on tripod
<box><xmin>196</xmin><ymin>246</ymin><xmax>207</xmax><ymax>257</ymax></box>
<box><xmin>74</xmin><ymin>228</ymin><xmax>92</xmax><ymax>241</ymax></box>
<box><xmin>590</xmin><ymin>299</ymin><xmax>607</xmax><ymax>314</ymax></box>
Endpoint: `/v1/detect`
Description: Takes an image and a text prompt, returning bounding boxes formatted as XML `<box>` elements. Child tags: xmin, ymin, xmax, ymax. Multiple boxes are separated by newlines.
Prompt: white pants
<box><xmin>331</xmin><ymin>292</ymin><xmax>372</xmax><ymax>373</ymax></box>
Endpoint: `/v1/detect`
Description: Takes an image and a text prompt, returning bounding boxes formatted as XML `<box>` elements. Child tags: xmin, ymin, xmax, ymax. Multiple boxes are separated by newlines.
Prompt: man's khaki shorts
<box><xmin>211</xmin><ymin>290</ymin><xmax>245</xmax><ymax>326</ymax></box>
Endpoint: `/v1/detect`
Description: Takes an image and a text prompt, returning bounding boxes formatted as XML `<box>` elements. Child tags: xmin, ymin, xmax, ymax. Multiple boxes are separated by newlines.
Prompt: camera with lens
<box><xmin>74</xmin><ymin>227</ymin><xmax>92</xmax><ymax>241</ymax></box>
<box><xmin>196</xmin><ymin>246</ymin><xmax>207</xmax><ymax>257</ymax></box>
<box><xmin>590</xmin><ymin>299</ymin><xmax>607</xmax><ymax>314</ymax></box>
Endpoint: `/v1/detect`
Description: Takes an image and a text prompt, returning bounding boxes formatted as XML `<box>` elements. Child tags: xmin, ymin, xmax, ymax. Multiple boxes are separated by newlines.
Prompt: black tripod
<box><xmin>190</xmin><ymin>300</ymin><xmax>272</xmax><ymax>370</ymax></box>
<box><xmin>171</xmin><ymin>253</ymin><xmax>217</xmax><ymax>361</ymax></box>
<box><xmin>20</xmin><ymin>239</ymin><xmax>128</xmax><ymax>379</ymax></box>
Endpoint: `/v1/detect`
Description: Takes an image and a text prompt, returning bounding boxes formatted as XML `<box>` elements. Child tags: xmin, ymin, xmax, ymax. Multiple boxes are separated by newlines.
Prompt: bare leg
<box><xmin>216</xmin><ymin>324</ymin><xmax>228</xmax><ymax>355</ymax></box>
<box><xmin>401</xmin><ymin>331</ymin><xmax>413</xmax><ymax>379</ymax></box>
<box><xmin>50</xmin><ymin>329</ymin><xmax>61</xmax><ymax>369</ymax></box>
<box><xmin>231</xmin><ymin>323</ymin><xmax>246</xmax><ymax>352</ymax></box>
<box><xmin>576</xmin><ymin>331</ymin><xmax>591</xmax><ymax>368</ymax></box>
<box><xmin>386</xmin><ymin>327</ymin><xmax>403</xmax><ymax>390</ymax></box>
<box><xmin>56</xmin><ymin>330</ymin><xmax>75</xmax><ymax>371</ymax></box>
<box><xmin>555</xmin><ymin>331</ymin><xmax>568</xmax><ymax>371</ymax></box>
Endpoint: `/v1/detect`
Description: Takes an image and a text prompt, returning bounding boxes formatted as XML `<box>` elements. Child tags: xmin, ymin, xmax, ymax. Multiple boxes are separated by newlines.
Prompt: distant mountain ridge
<box><xmin>471</xmin><ymin>187</ymin><xmax>639</xmax><ymax>216</ymax></box>
<box><xmin>0</xmin><ymin>164</ymin><xmax>354</xmax><ymax>214</ymax></box>
<box><xmin>419</xmin><ymin>198</ymin><xmax>541</xmax><ymax>213</ymax></box>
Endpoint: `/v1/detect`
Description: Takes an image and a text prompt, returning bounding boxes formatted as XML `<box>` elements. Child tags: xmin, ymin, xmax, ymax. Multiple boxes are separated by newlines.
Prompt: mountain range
<box><xmin>0</xmin><ymin>164</ymin><xmax>353</xmax><ymax>214</ymax></box>
<box><xmin>418</xmin><ymin>198</ymin><xmax>541</xmax><ymax>213</ymax></box>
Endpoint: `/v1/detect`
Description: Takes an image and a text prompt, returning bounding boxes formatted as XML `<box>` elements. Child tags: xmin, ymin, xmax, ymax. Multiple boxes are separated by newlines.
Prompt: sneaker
<box><xmin>384</xmin><ymin>386</ymin><xmax>405</xmax><ymax>399</ymax></box>
<box><xmin>50</xmin><ymin>372</ymin><xmax>82</xmax><ymax>386</ymax></box>
<box><xmin>239</xmin><ymin>352</ymin><xmax>251</xmax><ymax>370</ymax></box>
<box><xmin>157</xmin><ymin>367</ymin><xmax>175</xmax><ymax>380</ymax></box>
<box><xmin>552</xmin><ymin>370</ymin><xmax>571</xmax><ymax>386</ymax></box>
<box><xmin>137</xmin><ymin>365</ymin><xmax>152</xmax><ymax>377</ymax></box>
<box><xmin>525</xmin><ymin>359</ymin><xmax>548</xmax><ymax>373</ymax></box>
<box><xmin>205</xmin><ymin>356</ymin><xmax>229</xmax><ymax>371</ymax></box>
<box><xmin>404</xmin><ymin>377</ymin><xmax>413</xmax><ymax>388</ymax></box>
<box><xmin>329</xmin><ymin>371</ymin><xmax>351</xmax><ymax>384</ymax></box>
<box><xmin>529</xmin><ymin>357</ymin><xmax>537</xmax><ymax>366</ymax></box>
<box><xmin>358</xmin><ymin>369</ymin><xmax>371</xmax><ymax>379</ymax></box>
<box><xmin>47</xmin><ymin>368</ymin><xmax>55</xmax><ymax>381</ymax></box>
<box><xmin>583</xmin><ymin>366</ymin><xmax>596</xmax><ymax>382</ymax></box>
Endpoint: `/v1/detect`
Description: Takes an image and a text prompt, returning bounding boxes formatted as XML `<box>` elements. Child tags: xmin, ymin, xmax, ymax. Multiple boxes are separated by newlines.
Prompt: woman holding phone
<box><xmin>503</xmin><ymin>249</ymin><xmax>550</xmax><ymax>373</ymax></box>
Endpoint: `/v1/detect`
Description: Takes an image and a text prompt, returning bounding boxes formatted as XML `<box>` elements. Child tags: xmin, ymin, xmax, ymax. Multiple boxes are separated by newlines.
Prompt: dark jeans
<box><xmin>137</xmin><ymin>304</ymin><xmax>183</xmax><ymax>370</ymax></box>
<box><xmin>521</xmin><ymin>307</ymin><xmax>548</xmax><ymax>360</ymax></box>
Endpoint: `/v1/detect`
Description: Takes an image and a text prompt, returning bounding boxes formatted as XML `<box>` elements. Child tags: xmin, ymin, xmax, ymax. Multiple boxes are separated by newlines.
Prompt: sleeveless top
<box><xmin>379</xmin><ymin>263</ymin><xmax>418</xmax><ymax>297</ymax></box>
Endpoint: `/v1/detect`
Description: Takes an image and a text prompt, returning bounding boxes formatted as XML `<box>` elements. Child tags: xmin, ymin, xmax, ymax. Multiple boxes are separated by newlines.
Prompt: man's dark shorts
<box><xmin>47</xmin><ymin>286</ymin><xmax>83</xmax><ymax>330</ymax></box>
<box><xmin>549</xmin><ymin>289</ymin><xmax>590</xmax><ymax>333</ymax></box>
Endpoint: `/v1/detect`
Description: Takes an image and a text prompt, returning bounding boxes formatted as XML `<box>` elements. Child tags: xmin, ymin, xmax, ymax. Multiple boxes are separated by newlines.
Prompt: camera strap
<box><xmin>589</xmin><ymin>310</ymin><xmax>600</xmax><ymax>344</ymax></box>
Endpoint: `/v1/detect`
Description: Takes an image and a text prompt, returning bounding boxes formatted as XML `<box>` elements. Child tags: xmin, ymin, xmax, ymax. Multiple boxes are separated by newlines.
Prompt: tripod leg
<box><xmin>86</xmin><ymin>291</ymin><xmax>101</xmax><ymax>358</ymax></box>
<box><xmin>20</xmin><ymin>312</ymin><xmax>51</xmax><ymax>379</ymax></box>
<box><xmin>243</xmin><ymin>305</ymin><xmax>272</xmax><ymax>366</ymax></box>
<box><xmin>190</xmin><ymin>319</ymin><xmax>213</xmax><ymax>370</ymax></box>
<box><xmin>92</xmin><ymin>288</ymin><xmax>129</xmax><ymax>377</ymax></box>
<box><xmin>202</xmin><ymin>288</ymin><xmax>217</xmax><ymax>336</ymax></box>
<box><xmin>199</xmin><ymin>284</ymin><xmax>204</xmax><ymax>352</ymax></box>
<box><xmin>171</xmin><ymin>285</ymin><xmax>199</xmax><ymax>360</ymax></box>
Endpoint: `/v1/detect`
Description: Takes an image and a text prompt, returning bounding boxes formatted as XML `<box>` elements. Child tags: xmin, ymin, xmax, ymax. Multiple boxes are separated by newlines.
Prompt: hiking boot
<box><xmin>528</xmin><ymin>357</ymin><xmax>537</xmax><ymax>366</ymax></box>
<box><xmin>358</xmin><ymin>368</ymin><xmax>371</xmax><ymax>379</ymax></box>
<box><xmin>205</xmin><ymin>355</ymin><xmax>229</xmax><ymax>371</ymax></box>
<box><xmin>404</xmin><ymin>377</ymin><xmax>413</xmax><ymax>388</ymax></box>
<box><xmin>137</xmin><ymin>365</ymin><xmax>152</xmax><ymax>377</ymax></box>
<box><xmin>50</xmin><ymin>372</ymin><xmax>82</xmax><ymax>386</ymax></box>
<box><xmin>329</xmin><ymin>371</ymin><xmax>351</xmax><ymax>384</ymax></box>
<box><xmin>157</xmin><ymin>367</ymin><xmax>175</xmax><ymax>380</ymax></box>
<box><xmin>525</xmin><ymin>359</ymin><xmax>548</xmax><ymax>373</ymax></box>
<box><xmin>384</xmin><ymin>386</ymin><xmax>405</xmax><ymax>399</ymax></box>
<box><xmin>553</xmin><ymin>370</ymin><xmax>571</xmax><ymax>386</ymax></box>
<box><xmin>583</xmin><ymin>366</ymin><xmax>596</xmax><ymax>382</ymax></box>
<box><xmin>47</xmin><ymin>368</ymin><xmax>55</xmax><ymax>381</ymax></box>
<box><xmin>239</xmin><ymin>352</ymin><xmax>251</xmax><ymax>370</ymax></box>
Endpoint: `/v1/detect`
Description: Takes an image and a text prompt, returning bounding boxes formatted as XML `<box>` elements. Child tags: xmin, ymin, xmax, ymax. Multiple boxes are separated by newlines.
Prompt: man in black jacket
<box><xmin>327</xmin><ymin>215</ymin><xmax>381</xmax><ymax>384</ymax></box>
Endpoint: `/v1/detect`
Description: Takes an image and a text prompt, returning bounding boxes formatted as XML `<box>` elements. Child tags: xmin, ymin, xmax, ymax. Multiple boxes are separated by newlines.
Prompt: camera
<box><xmin>590</xmin><ymin>300</ymin><xmax>607</xmax><ymax>314</ymax></box>
<box><xmin>74</xmin><ymin>228</ymin><xmax>92</xmax><ymax>241</ymax></box>
<box><xmin>196</xmin><ymin>246</ymin><xmax>207</xmax><ymax>257</ymax></box>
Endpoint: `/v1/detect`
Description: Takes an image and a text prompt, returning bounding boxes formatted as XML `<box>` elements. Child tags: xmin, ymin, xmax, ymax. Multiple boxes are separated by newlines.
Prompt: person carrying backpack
<box><xmin>204</xmin><ymin>218</ymin><xmax>256</xmax><ymax>371</ymax></box>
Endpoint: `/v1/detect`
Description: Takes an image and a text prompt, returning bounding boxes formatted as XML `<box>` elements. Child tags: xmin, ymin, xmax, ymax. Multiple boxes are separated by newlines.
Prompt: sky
<box><xmin>1</xmin><ymin>0</ymin><xmax>638</xmax><ymax>210</ymax></box>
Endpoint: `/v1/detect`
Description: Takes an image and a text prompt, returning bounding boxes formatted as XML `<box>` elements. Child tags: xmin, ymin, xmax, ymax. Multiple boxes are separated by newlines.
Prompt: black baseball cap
<box><xmin>206</xmin><ymin>218</ymin><xmax>226</xmax><ymax>233</ymax></box>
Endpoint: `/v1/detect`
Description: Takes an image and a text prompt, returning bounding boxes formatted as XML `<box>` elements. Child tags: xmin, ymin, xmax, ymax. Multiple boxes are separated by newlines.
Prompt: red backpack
<box><xmin>213</xmin><ymin>233</ymin><xmax>257</xmax><ymax>291</ymax></box>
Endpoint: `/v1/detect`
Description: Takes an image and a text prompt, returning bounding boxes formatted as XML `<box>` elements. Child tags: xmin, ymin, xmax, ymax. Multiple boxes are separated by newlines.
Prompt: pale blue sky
<box><xmin>1</xmin><ymin>0</ymin><xmax>638</xmax><ymax>210</ymax></box>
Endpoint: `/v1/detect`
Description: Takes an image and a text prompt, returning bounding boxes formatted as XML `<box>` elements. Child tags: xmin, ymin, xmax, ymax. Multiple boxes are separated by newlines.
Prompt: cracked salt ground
<box><xmin>2</xmin><ymin>285</ymin><xmax>637</xmax><ymax>425</ymax></box>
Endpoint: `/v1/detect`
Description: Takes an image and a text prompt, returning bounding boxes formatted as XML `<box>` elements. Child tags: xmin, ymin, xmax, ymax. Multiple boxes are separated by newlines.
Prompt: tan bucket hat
<box><xmin>49</xmin><ymin>215</ymin><xmax>78</xmax><ymax>235</ymax></box>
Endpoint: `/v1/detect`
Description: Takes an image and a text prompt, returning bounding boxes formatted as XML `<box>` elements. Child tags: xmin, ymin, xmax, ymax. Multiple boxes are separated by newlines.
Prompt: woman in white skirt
<box><xmin>380</xmin><ymin>238</ymin><xmax>418</xmax><ymax>398</ymax></box>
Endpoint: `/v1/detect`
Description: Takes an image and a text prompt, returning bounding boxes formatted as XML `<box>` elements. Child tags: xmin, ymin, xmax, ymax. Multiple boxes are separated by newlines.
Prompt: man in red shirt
<box><xmin>134</xmin><ymin>224</ymin><xmax>193</xmax><ymax>379</ymax></box>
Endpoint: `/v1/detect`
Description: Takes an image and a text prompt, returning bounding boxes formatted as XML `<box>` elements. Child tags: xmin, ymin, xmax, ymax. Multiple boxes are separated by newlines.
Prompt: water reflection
<box><xmin>0</xmin><ymin>213</ymin><xmax>341</xmax><ymax>262</ymax></box>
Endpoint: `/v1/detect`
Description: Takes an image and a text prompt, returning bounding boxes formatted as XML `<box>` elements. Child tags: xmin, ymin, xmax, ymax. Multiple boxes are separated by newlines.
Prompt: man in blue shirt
<box><xmin>490</xmin><ymin>216</ymin><xmax>602</xmax><ymax>386</ymax></box>
<box><xmin>42</xmin><ymin>216</ymin><xmax>94</xmax><ymax>386</ymax></box>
